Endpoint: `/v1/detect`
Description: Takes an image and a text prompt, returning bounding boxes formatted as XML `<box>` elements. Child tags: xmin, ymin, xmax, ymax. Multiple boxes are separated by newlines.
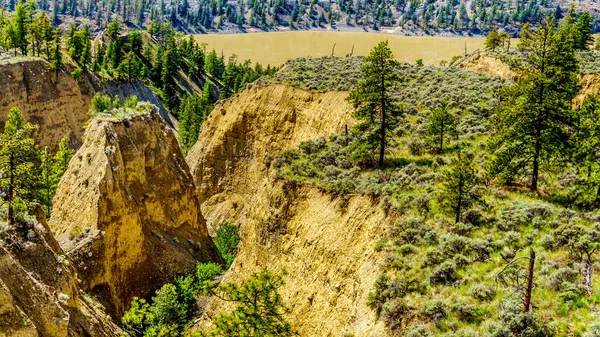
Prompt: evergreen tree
<box><xmin>488</xmin><ymin>18</ymin><xmax>579</xmax><ymax>191</ymax></box>
<box><xmin>52</xmin><ymin>136</ymin><xmax>73</xmax><ymax>182</ymax></box>
<box><xmin>49</xmin><ymin>28</ymin><xmax>63</xmax><ymax>71</ymax></box>
<box><xmin>574</xmin><ymin>11</ymin><xmax>594</xmax><ymax>50</ymax></box>
<box><xmin>200</xmin><ymin>270</ymin><xmax>293</xmax><ymax>337</ymax></box>
<box><xmin>162</xmin><ymin>46</ymin><xmax>178</xmax><ymax>108</ymax></box>
<box><xmin>347</xmin><ymin>40</ymin><xmax>401</xmax><ymax>167</ymax></box>
<box><xmin>39</xmin><ymin>147</ymin><xmax>54</xmax><ymax>213</ymax></box>
<box><xmin>13</xmin><ymin>0</ymin><xmax>28</xmax><ymax>55</ymax></box>
<box><xmin>427</xmin><ymin>102</ymin><xmax>457</xmax><ymax>153</ymax></box>
<box><xmin>440</xmin><ymin>150</ymin><xmax>480</xmax><ymax>223</ymax></box>
<box><xmin>0</xmin><ymin>107</ymin><xmax>39</xmax><ymax>226</ymax></box>
<box><xmin>107</xmin><ymin>16</ymin><xmax>122</xmax><ymax>40</ymax></box>
<box><xmin>484</xmin><ymin>27</ymin><xmax>502</xmax><ymax>51</ymax></box>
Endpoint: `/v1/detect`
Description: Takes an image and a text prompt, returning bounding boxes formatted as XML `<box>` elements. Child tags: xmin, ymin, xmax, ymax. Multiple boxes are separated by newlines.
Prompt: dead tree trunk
<box><xmin>523</xmin><ymin>249</ymin><xmax>535</xmax><ymax>312</ymax></box>
<box><xmin>584</xmin><ymin>258</ymin><xmax>593</xmax><ymax>295</ymax></box>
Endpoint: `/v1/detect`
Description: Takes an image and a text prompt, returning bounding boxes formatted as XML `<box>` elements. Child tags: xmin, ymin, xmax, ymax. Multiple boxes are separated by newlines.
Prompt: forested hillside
<box><xmin>1</xmin><ymin>0</ymin><xmax>600</xmax><ymax>35</ymax></box>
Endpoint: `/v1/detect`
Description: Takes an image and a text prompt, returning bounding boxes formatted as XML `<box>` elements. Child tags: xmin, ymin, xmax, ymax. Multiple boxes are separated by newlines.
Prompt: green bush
<box><xmin>423</xmin><ymin>300</ymin><xmax>447</xmax><ymax>322</ymax></box>
<box><xmin>90</xmin><ymin>93</ymin><xmax>112</xmax><ymax>113</ymax></box>
<box><xmin>451</xmin><ymin>301</ymin><xmax>481</xmax><ymax>323</ymax></box>
<box><xmin>429</xmin><ymin>261</ymin><xmax>458</xmax><ymax>285</ymax></box>
<box><xmin>70</xmin><ymin>67</ymin><xmax>83</xmax><ymax>79</ymax></box>
<box><xmin>468</xmin><ymin>284</ymin><xmax>496</xmax><ymax>302</ymax></box>
<box><xmin>214</xmin><ymin>223</ymin><xmax>241</xmax><ymax>269</ymax></box>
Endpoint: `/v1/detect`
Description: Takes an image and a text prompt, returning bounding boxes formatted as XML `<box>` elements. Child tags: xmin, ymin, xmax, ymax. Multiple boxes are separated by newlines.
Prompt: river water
<box><xmin>194</xmin><ymin>31</ymin><xmax>486</xmax><ymax>66</ymax></box>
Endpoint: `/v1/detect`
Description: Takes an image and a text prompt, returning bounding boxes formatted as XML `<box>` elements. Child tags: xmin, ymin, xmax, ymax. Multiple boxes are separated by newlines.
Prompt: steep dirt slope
<box><xmin>0</xmin><ymin>58</ymin><xmax>175</xmax><ymax>150</ymax></box>
<box><xmin>458</xmin><ymin>51</ymin><xmax>600</xmax><ymax>106</ymax></box>
<box><xmin>457</xmin><ymin>51</ymin><xmax>518</xmax><ymax>80</ymax></box>
<box><xmin>187</xmin><ymin>82</ymin><xmax>355</xmax><ymax>218</ymax></box>
<box><xmin>50</xmin><ymin>105</ymin><xmax>221</xmax><ymax>317</ymax></box>
<box><xmin>0</xmin><ymin>205</ymin><xmax>122</xmax><ymax>337</ymax></box>
<box><xmin>0</xmin><ymin>59</ymin><xmax>91</xmax><ymax>149</ymax></box>
<box><xmin>187</xmin><ymin>83</ymin><xmax>392</xmax><ymax>336</ymax></box>
<box><xmin>575</xmin><ymin>73</ymin><xmax>600</xmax><ymax>106</ymax></box>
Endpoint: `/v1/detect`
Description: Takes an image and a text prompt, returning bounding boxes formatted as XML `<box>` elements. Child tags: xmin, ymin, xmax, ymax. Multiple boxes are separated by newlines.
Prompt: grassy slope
<box><xmin>265</xmin><ymin>56</ymin><xmax>600</xmax><ymax>336</ymax></box>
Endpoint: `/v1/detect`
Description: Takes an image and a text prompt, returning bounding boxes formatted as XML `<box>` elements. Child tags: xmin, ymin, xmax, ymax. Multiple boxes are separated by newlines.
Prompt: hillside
<box><xmin>186</xmin><ymin>82</ymin><xmax>394</xmax><ymax>336</ymax></box>
<box><xmin>4</xmin><ymin>0</ymin><xmax>600</xmax><ymax>37</ymax></box>
<box><xmin>0</xmin><ymin>205</ymin><xmax>122</xmax><ymax>337</ymax></box>
<box><xmin>185</xmin><ymin>54</ymin><xmax>600</xmax><ymax>336</ymax></box>
<box><xmin>0</xmin><ymin>57</ymin><xmax>175</xmax><ymax>150</ymax></box>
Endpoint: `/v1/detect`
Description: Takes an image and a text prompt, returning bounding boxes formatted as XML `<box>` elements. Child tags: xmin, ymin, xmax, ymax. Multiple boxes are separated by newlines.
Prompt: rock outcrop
<box><xmin>186</xmin><ymin>82</ymin><xmax>355</xmax><ymax>224</ymax></box>
<box><xmin>0</xmin><ymin>59</ymin><xmax>92</xmax><ymax>149</ymax></box>
<box><xmin>457</xmin><ymin>51</ymin><xmax>518</xmax><ymax>81</ymax></box>
<box><xmin>0</xmin><ymin>205</ymin><xmax>122</xmax><ymax>337</ymax></box>
<box><xmin>50</xmin><ymin>104</ymin><xmax>221</xmax><ymax>317</ymax></box>
<box><xmin>187</xmin><ymin>83</ymin><xmax>391</xmax><ymax>336</ymax></box>
<box><xmin>0</xmin><ymin>58</ymin><xmax>176</xmax><ymax>150</ymax></box>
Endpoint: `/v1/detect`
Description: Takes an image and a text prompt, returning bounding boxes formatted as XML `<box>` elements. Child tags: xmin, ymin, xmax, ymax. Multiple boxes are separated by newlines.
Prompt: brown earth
<box><xmin>0</xmin><ymin>58</ymin><xmax>175</xmax><ymax>150</ymax></box>
<box><xmin>457</xmin><ymin>51</ymin><xmax>518</xmax><ymax>81</ymax></box>
<box><xmin>187</xmin><ymin>83</ymin><xmax>393</xmax><ymax>336</ymax></box>
<box><xmin>0</xmin><ymin>205</ymin><xmax>122</xmax><ymax>337</ymax></box>
<box><xmin>0</xmin><ymin>59</ymin><xmax>92</xmax><ymax>149</ymax></box>
<box><xmin>49</xmin><ymin>105</ymin><xmax>221</xmax><ymax>317</ymax></box>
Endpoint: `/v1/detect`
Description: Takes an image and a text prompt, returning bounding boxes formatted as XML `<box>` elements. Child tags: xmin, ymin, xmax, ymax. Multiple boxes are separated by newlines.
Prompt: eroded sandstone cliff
<box><xmin>50</xmin><ymin>105</ymin><xmax>221</xmax><ymax>317</ymax></box>
<box><xmin>187</xmin><ymin>83</ymin><xmax>392</xmax><ymax>336</ymax></box>
<box><xmin>0</xmin><ymin>58</ymin><xmax>175</xmax><ymax>150</ymax></box>
<box><xmin>0</xmin><ymin>205</ymin><xmax>122</xmax><ymax>337</ymax></box>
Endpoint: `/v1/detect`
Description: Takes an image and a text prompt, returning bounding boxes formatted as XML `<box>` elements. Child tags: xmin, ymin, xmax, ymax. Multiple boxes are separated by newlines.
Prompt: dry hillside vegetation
<box><xmin>50</xmin><ymin>104</ymin><xmax>221</xmax><ymax>317</ymax></box>
<box><xmin>187</xmin><ymin>82</ymin><xmax>401</xmax><ymax>336</ymax></box>
<box><xmin>269</xmin><ymin>56</ymin><xmax>600</xmax><ymax>336</ymax></box>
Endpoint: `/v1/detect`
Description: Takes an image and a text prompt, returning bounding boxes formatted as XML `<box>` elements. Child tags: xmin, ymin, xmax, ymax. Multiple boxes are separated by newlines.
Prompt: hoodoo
<box><xmin>50</xmin><ymin>104</ymin><xmax>221</xmax><ymax>317</ymax></box>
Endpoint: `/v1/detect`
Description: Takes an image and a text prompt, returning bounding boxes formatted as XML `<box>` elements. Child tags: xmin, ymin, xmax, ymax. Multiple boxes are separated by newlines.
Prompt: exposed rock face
<box><xmin>0</xmin><ymin>58</ymin><xmax>176</xmax><ymax>150</ymax></box>
<box><xmin>187</xmin><ymin>83</ymin><xmax>391</xmax><ymax>336</ymax></box>
<box><xmin>0</xmin><ymin>59</ymin><xmax>91</xmax><ymax>149</ymax></box>
<box><xmin>50</xmin><ymin>106</ymin><xmax>221</xmax><ymax>317</ymax></box>
<box><xmin>186</xmin><ymin>82</ymin><xmax>355</xmax><ymax>225</ymax></box>
<box><xmin>457</xmin><ymin>51</ymin><xmax>518</xmax><ymax>81</ymax></box>
<box><xmin>0</xmin><ymin>205</ymin><xmax>122</xmax><ymax>337</ymax></box>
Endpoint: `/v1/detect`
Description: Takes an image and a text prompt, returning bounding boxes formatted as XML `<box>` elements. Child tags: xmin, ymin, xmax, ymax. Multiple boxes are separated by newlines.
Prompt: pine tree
<box><xmin>574</xmin><ymin>11</ymin><xmax>593</xmax><ymax>50</ymax></box>
<box><xmin>484</xmin><ymin>27</ymin><xmax>501</xmax><ymax>51</ymax></box>
<box><xmin>13</xmin><ymin>0</ymin><xmax>28</xmax><ymax>55</ymax></box>
<box><xmin>49</xmin><ymin>28</ymin><xmax>63</xmax><ymax>71</ymax></box>
<box><xmin>427</xmin><ymin>102</ymin><xmax>457</xmax><ymax>153</ymax></box>
<box><xmin>440</xmin><ymin>150</ymin><xmax>480</xmax><ymax>223</ymax></box>
<box><xmin>39</xmin><ymin>147</ymin><xmax>54</xmax><ymax>213</ymax></box>
<box><xmin>488</xmin><ymin>18</ymin><xmax>579</xmax><ymax>191</ymax></box>
<box><xmin>52</xmin><ymin>136</ymin><xmax>74</xmax><ymax>183</ymax></box>
<box><xmin>0</xmin><ymin>107</ymin><xmax>39</xmax><ymax>226</ymax></box>
<box><xmin>162</xmin><ymin>46</ymin><xmax>178</xmax><ymax>107</ymax></box>
<box><xmin>347</xmin><ymin>40</ymin><xmax>401</xmax><ymax>168</ymax></box>
<box><xmin>199</xmin><ymin>270</ymin><xmax>293</xmax><ymax>337</ymax></box>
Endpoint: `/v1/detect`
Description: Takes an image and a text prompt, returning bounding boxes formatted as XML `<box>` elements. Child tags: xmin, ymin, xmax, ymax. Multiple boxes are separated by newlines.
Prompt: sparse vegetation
<box><xmin>269</xmin><ymin>16</ymin><xmax>600</xmax><ymax>336</ymax></box>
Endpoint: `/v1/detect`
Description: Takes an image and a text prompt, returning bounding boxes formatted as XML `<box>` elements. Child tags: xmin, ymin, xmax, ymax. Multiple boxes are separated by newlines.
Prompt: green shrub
<box><xmin>90</xmin><ymin>93</ymin><xmax>112</xmax><ymax>113</ymax></box>
<box><xmin>451</xmin><ymin>301</ymin><xmax>481</xmax><ymax>323</ymax></box>
<box><xmin>148</xmin><ymin>283</ymin><xmax>187</xmax><ymax>327</ymax></box>
<box><xmin>468</xmin><ymin>284</ymin><xmax>496</xmax><ymax>302</ymax></box>
<box><xmin>70</xmin><ymin>67</ymin><xmax>83</xmax><ymax>79</ymax></box>
<box><xmin>382</xmin><ymin>298</ymin><xmax>411</xmax><ymax>332</ymax></box>
<box><xmin>214</xmin><ymin>223</ymin><xmax>241</xmax><ymax>269</ymax></box>
<box><xmin>124</xmin><ymin>95</ymin><xmax>139</xmax><ymax>109</ymax></box>
<box><xmin>423</xmin><ymin>300</ymin><xmax>447</xmax><ymax>322</ymax></box>
<box><xmin>429</xmin><ymin>261</ymin><xmax>458</xmax><ymax>285</ymax></box>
